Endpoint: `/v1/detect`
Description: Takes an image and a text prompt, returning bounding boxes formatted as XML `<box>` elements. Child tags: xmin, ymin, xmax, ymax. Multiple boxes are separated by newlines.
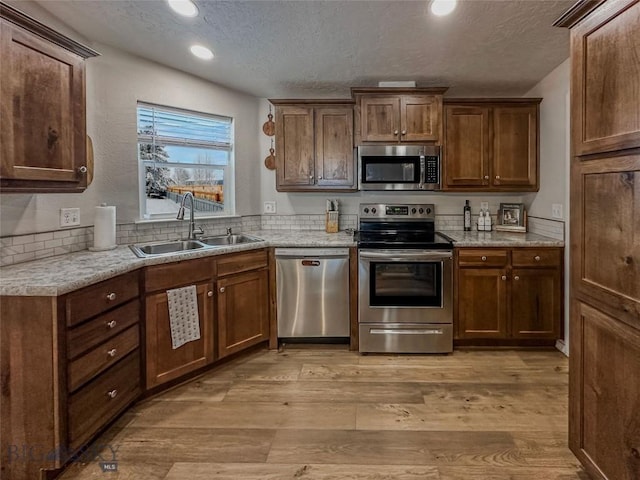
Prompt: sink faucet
<box><xmin>176</xmin><ymin>192</ymin><xmax>204</xmax><ymax>240</ymax></box>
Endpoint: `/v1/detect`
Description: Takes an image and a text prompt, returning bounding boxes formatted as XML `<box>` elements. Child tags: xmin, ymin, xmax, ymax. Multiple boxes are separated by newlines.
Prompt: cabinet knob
<box><xmin>107</xmin><ymin>348</ymin><xmax>117</xmax><ymax>358</ymax></box>
<box><xmin>481</xmin><ymin>256</ymin><xmax>487</xmax><ymax>261</ymax></box>
<box><xmin>534</xmin><ymin>255</ymin><xmax>541</xmax><ymax>261</ymax></box>
<box><xmin>106</xmin><ymin>320</ymin><xmax>117</xmax><ymax>329</ymax></box>
<box><xmin>484</xmin><ymin>175</ymin><xmax>489</xmax><ymax>180</ymax></box>
<box><xmin>106</xmin><ymin>292</ymin><xmax>117</xmax><ymax>301</ymax></box>
<box><xmin>318</xmin><ymin>175</ymin><xmax>323</xmax><ymax>180</ymax></box>
<box><xmin>309</xmin><ymin>175</ymin><xmax>314</xmax><ymax>181</ymax></box>
<box><xmin>401</xmin><ymin>130</ymin><xmax>406</xmax><ymax>135</ymax></box>
<box><xmin>495</xmin><ymin>175</ymin><xmax>501</xmax><ymax>180</ymax></box>
<box><xmin>78</xmin><ymin>166</ymin><xmax>88</xmax><ymax>174</ymax></box>
<box><xmin>501</xmin><ymin>275</ymin><xmax>507</xmax><ymax>281</ymax></box>
<box><xmin>207</xmin><ymin>290</ymin><xmax>213</xmax><ymax>297</ymax></box>
<box><xmin>220</xmin><ymin>287</ymin><xmax>225</xmax><ymax>293</ymax></box>
<box><xmin>514</xmin><ymin>275</ymin><xmax>520</xmax><ymax>281</ymax></box>
<box><xmin>107</xmin><ymin>389</ymin><xmax>118</xmax><ymax>399</ymax></box>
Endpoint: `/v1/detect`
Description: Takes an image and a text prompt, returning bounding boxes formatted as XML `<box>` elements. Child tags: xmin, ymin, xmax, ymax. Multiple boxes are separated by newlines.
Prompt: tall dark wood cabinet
<box><xmin>0</xmin><ymin>2</ymin><xmax>99</xmax><ymax>193</ymax></box>
<box><xmin>555</xmin><ymin>1</ymin><xmax>640</xmax><ymax>479</ymax></box>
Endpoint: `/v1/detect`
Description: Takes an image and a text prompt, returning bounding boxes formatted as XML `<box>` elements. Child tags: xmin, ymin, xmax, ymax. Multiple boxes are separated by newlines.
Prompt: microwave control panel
<box><xmin>424</xmin><ymin>156</ymin><xmax>439</xmax><ymax>184</ymax></box>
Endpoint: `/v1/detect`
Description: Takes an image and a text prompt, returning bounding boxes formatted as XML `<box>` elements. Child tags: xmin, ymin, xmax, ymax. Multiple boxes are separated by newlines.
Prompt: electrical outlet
<box><xmin>60</xmin><ymin>208</ymin><xmax>80</xmax><ymax>227</ymax></box>
<box><xmin>263</xmin><ymin>201</ymin><xmax>276</xmax><ymax>214</ymax></box>
<box><xmin>480</xmin><ymin>202</ymin><xmax>489</xmax><ymax>211</ymax></box>
<box><xmin>552</xmin><ymin>203</ymin><xmax>563</xmax><ymax>219</ymax></box>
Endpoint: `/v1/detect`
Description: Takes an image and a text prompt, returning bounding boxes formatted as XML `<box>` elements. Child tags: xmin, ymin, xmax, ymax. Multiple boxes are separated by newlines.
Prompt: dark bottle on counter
<box><xmin>463</xmin><ymin>200</ymin><xmax>471</xmax><ymax>231</ymax></box>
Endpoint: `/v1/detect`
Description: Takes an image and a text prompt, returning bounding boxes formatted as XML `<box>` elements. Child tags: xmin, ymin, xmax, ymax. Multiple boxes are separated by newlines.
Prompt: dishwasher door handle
<box><xmin>301</xmin><ymin>260</ymin><xmax>321</xmax><ymax>267</ymax></box>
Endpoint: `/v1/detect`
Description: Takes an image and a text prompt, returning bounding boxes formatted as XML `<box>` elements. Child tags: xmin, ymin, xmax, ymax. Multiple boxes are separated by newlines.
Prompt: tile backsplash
<box><xmin>0</xmin><ymin>213</ymin><xmax>563</xmax><ymax>267</ymax></box>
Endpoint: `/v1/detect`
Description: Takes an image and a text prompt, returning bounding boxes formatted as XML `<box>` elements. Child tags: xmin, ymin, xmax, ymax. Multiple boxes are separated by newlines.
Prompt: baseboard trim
<box><xmin>556</xmin><ymin>339</ymin><xmax>569</xmax><ymax>357</ymax></box>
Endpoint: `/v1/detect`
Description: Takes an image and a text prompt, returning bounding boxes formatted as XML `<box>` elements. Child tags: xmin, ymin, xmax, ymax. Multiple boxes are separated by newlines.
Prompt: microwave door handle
<box><xmin>419</xmin><ymin>155</ymin><xmax>426</xmax><ymax>188</ymax></box>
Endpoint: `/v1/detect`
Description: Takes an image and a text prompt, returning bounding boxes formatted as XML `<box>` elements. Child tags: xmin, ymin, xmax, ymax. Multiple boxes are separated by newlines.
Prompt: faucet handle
<box><xmin>226</xmin><ymin>227</ymin><xmax>233</xmax><ymax>236</ymax></box>
<box><xmin>194</xmin><ymin>225</ymin><xmax>205</xmax><ymax>237</ymax></box>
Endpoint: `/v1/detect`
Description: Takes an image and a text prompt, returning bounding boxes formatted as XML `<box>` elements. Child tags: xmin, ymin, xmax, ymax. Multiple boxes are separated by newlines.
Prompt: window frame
<box><xmin>136</xmin><ymin>102</ymin><xmax>235</xmax><ymax>221</ymax></box>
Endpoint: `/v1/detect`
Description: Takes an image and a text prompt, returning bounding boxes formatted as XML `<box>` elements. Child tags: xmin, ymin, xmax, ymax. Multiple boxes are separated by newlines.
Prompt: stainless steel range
<box><xmin>357</xmin><ymin>203</ymin><xmax>453</xmax><ymax>354</ymax></box>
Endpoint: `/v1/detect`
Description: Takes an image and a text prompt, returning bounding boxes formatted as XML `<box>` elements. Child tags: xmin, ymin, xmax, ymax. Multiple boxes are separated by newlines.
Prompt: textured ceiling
<box><xmin>33</xmin><ymin>0</ymin><xmax>574</xmax><ymax>98</ymax></box>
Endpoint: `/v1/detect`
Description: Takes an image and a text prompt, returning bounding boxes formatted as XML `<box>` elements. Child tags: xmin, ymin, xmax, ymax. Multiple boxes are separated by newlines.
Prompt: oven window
<box><xmin>370</xmin><ymin>261</ymin><xmax>442</xmax><ymax>307</ymax></box>
<box><xmin>363</xmin><ymin>157</ymin><xmax>420</xmax><ymax>183</ymax></box>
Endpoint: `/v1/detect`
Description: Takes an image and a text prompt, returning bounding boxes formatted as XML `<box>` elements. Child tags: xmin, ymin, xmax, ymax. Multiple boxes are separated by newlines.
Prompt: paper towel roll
<box><xmin>91</xmin><ymin>204</ymin><xmax>116</xmax><ymax>251</ymax></box>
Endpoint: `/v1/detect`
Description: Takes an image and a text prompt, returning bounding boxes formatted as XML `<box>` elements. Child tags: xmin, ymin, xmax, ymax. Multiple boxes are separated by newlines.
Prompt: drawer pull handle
<box><xmin>107</xmin><ymin>348</ymin><xmax>117</xmax><ymax>358</ymax></box>
<box><xmin>501</xmin><ymin>275</ymin><xmax>507</xmax><ymax>281</ymax></box>
<box><xmin>534</xmin><ymin>255</ymin><xmax>541</xmax><ymax>261</ymax></box>
<box><xmin>107</xmin><ymin>389</ymin><xmax>118</xmax><ymax>399</ymax></box>
<box><xmin>220</xmin><ymin>287</ymin><xmax>225</xmax><ymax>293</ymax></box>
<box><xmin>481</xmin><ymin>256</ymin><xmax>487</xmax><ymax>261</ymax></box>
<box><xmin>207</xmin><ymin>291</ymin><xmax>213</xmax><ymax>297</ymax></box>
<box><xmin>107</xmin><ymin>320</ymin><xmax>117</xmax><ymax>329</ymax></box>
<box><xmin>514</xmin><ymin>275</ymin><xmax>520</xmax><ymax>281</ymax></box>
<box><xmin>106</xmin><ymin>292</ymin><xmax>117</xmax><ymax>301</ymax></box>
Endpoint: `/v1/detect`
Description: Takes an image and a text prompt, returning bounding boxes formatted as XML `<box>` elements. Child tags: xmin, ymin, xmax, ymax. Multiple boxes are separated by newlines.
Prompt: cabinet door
<box><xmin>401</xmin><ymin>95</ymin><xmax>441</xmax><ymax>142</ymax></box>
<box><xmin>511</xmin><ymin>268</ymin><xmax>561</xmax><ymax>339</ymax></box>
<box><xmin>217</xmin><ymin>269</ymin><xmax>269</xmax><ymax>359</ymax></box>
<box><xmin>443</xmin><ymin>106</ymin><xmax>490</xmax><ymax>188</ymax></box>
<box><xmin>457</xmin><ymin>268</ymin><xmax>508</xmax><ymax>338</ymax></box>
<box><xmin>570</xmin><ymin>301</ymin><xmax>640</xmax><ymax>480</ymax></box>
<box><xmin>491</xmin><ymin>105</ymin><xmax>538</xmax><ymax>189</ymax></box>
<box><xmin>145</xmin><ymin>281</ymin><xmax>214</xmax><ymax>389</ymax></box>
<box><xmin>275</xmin><ymin>106</ymin><xmax>314</xmax><ymax>190</ymax></box>
<box><xmin>492</xmin><ymin>106</ymin><xmax>538</xmax><ymax>189</ymax></box>
<box><xmin>360</xmin><ymin>96</ymin><xmax>400</xmax><ymax>142</ymax></box>
<box><xmin>314</xmin><ymin>107</ymin><xmax>355</xmax><ymax>188</ymax></box>
<box><xmin>571</xmin><ymin>0</ymin><xmax>640</xmax><ymax>155</ymax></box>
<box><xmin>0</xmin><ymin>20</ymin><xmax>87</xmax><ymax>191</ymax></box>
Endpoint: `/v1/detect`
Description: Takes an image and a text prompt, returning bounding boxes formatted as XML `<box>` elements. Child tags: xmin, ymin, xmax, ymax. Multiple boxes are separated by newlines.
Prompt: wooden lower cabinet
<box><xmin>217</xmin><ymin>268</ymin><xmax>270</xmax><ymax>359</ymax></box>
<box><xmin>456</xmin><ymin>247</ymin><xmax>563</xmax><ymax>343</ymax></box>
<box><xmin>457</xmin><ymin>267</ymin><xmax>508</xmax><ymax>338</ymax></box>
<box><xmin>511</xmin><ymin>267</ymin><xmax>561</xmax><ymax>339</ymax></box>
<box><xmin>145</xmin><ymin>281</ymin><xmax>214</xmax><ymax>389</ymax></box>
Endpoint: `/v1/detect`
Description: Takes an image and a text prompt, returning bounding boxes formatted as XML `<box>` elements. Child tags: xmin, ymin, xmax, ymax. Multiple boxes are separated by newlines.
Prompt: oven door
<box><xmin>358</xmin><ymin>249</ymin><xmax>452</xmax><ymax>324</ymax></box>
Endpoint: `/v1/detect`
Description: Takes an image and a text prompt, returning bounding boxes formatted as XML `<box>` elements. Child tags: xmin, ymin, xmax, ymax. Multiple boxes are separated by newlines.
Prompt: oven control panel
<box><xmin>360</xmin><ymin>203</ymin><xmax>435</xmax><ymax>220</ymax></box>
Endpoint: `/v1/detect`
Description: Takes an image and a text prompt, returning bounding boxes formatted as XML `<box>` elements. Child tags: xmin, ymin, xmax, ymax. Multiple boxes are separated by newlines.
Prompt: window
<box><xmin>137</xmin><ymin>102</ymin><xmax>234</xmax><ymax>219</ymax></box>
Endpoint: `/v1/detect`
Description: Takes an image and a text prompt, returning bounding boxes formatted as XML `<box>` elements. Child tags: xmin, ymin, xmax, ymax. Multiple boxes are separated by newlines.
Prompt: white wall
<box><xmin>524</xmin><ymin>59</ymin><xmax>571</xmax><ymax>353</ymax></box>
<box><xmin>257</xmin><ymin>98</ymin><xmax>525</xmax><ymax>218</ymax></box>
<box><xmin>0</xmin><ymin>2</ymin><xmax>261</xmax><ymax>236</ymax></box>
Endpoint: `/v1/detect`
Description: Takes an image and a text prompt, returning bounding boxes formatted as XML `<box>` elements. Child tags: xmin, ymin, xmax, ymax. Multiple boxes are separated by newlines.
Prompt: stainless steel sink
<box><xmin>129</xmin><ymin>239</ymin><xmax>206</xmax><ymax>257</ymax></box>
<box><xmin>129</xmin><ymin>234</ymin><xmax>263</xmax><ymax>257</ymax></box>
<box><xmin>199</xmin><ymin>234</ymin><xmax>263</xmax><ymax>246</ymax></box>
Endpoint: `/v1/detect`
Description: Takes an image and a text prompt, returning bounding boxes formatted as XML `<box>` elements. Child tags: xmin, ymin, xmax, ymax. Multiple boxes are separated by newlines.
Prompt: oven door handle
<box><xmin>359</xmin><ymin>250</ymin><xmax>452</xmax><ymax>262</ymax></box>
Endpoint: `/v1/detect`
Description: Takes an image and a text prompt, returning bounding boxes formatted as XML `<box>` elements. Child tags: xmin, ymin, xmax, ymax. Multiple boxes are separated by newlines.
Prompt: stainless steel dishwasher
<box><xmin>275</xmin><ymin>248</ymin><xmax>350</xmax><ymax>339</ymax></box>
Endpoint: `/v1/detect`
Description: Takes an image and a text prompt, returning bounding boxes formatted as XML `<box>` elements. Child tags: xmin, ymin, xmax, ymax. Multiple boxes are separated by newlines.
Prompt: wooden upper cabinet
<box><xmin>274</xmin><ymin>105</ymin><xmax>314</xmax><ymax>188</ymax></box>
<box><xmin>352</xmin><ymin>88</ymin><xmax>446</xmax><ymax>144</ymax></box>
<box><xmin>315</xmin><ymin>107</ymin><xmax>355</xmax><ymax>188</ymax></box>
<box><xmin>444</xmin><ymin>106</ymin><xmax>491</xmax><ymax>187</ymax></box>
<box><xmin>272</xmin><ymin>100</ymin><xmax>356</xmax><ymax>192</ymax></box>
<box><xmin>0</xmin><ymin>4</ymin><xmax>98</xmax><ymax>193</ymax></box>
<box><xmin>568</xmin><ymin>0</ymin><xmax>640</xmax><ymax>156</ymax></box>
<box><xmin>443</xmin><ymin>100</ymin><xmax>539</xmax><ymax>191</ymax></box>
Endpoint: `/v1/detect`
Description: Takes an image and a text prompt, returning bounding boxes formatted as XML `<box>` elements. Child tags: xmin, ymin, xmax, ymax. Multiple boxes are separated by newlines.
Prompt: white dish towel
<box><xmin>166</xmin><ymin>285</ymin><xmax>201</xmax><ymax>349</ymax></box>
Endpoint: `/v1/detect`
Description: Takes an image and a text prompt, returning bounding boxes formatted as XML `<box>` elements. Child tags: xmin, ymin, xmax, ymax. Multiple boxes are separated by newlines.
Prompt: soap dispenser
<box><xmin>485</xmin><ymin>210</ymin><xmax>492</xmax><ymax>231</ymax></box>
<box><xmin>477</xmin><ymin>209</ymin><xmax>486</xmax><ymax>231</ymax></box>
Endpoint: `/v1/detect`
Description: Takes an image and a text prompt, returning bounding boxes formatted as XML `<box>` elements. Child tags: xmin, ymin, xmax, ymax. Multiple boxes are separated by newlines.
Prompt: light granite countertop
<box><xmin>441</xmin><ymin>230</ymin><xmax>564</xmax><ymax>248</ymax></box>
<box><xmin>0</xmin><ymin>229</ymin><xmax>562</xmax><ymax>296</ymax></box>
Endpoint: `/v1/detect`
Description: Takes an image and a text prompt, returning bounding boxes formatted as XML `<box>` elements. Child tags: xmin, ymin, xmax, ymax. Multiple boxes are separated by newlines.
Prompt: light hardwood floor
<box><xmin>60</xmin><ymin>346</ymin><xmax>589</xmax><ymax>479</ymax></box>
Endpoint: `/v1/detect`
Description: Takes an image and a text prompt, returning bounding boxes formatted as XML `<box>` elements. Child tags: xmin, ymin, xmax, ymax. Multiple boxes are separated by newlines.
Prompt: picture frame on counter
<box><xmin>496</xmin><ymin>203</ymin><xmax>526</xmax><ymax>232</ymax></box>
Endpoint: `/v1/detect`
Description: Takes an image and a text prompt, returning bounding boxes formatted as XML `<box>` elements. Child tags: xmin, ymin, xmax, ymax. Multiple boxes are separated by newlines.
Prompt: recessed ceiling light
<box><xmin>190</xmin><ymin>44</ymin><xmax>214</xmax><ymax>60</ymax></box>
<box><xmin>431</xmin><ymin>0</ymin><xmax>457</xmax><ymax>16</ymax></box>
<box><xmin>167</xmin><ymin>0</ymin><xmax>198</xmax><ymax>17</ymax></box>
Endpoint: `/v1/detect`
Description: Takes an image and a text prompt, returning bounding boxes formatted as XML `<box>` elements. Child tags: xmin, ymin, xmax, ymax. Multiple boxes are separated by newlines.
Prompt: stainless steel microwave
<box><xmin>358</xmin><ymin>145</ymin><xmax>441</xmax><ymax>191</ymax></box>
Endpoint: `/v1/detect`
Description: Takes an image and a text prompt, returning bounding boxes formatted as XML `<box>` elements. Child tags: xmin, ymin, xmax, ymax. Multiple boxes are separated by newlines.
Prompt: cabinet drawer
<box><xmin>458</xmin><ymin>249</ymin><xmax>509</xmax><ymax>267</ymax></box>
<box><xmin>68</xmin><ymin>352</ymin><xmax>140</xmax><ymax>450</ymax></box>
<box><xmin>144</xmin><ymin>257</ymin><xmax>213</xmax><ymax>293</ymax></box>
<box><xmin>68</xmin><ymin>325</ymin><xmax>139</xmax><ymax>392</ymax></box>
<box><xmin>66</xmin><ymin>271</ymin><xmax>140</xmax><ymax>327</ymax></box>
<box><xmin>512</xmin><ymin>248</ymin><xmax>561</xmax><ymax>267</ymax></box>
<box><xmin>67</xmin><ymin>300</ymin><xmax>140</xmax><ymax>360</ymax></box>
<box><xmin>217</xmin><ymin>249</ymin><xmax>268</xmax><ymax>277</ymax></box>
